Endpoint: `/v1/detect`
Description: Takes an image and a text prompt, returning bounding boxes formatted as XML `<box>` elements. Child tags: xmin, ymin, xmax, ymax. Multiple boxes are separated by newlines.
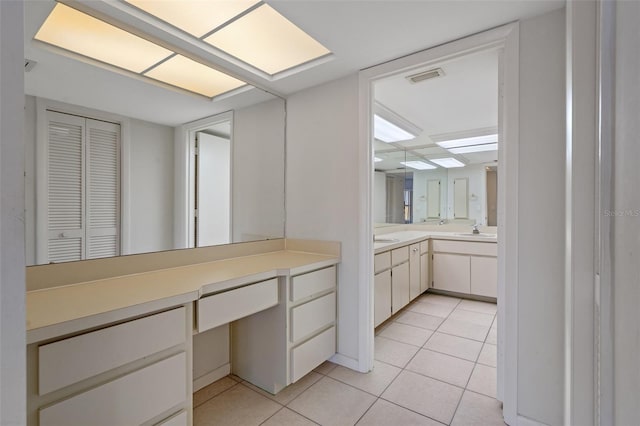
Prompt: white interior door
<box><xmin>196</xmin><ymin>132</ymin><xmax>230</xmax><ymax>247</ymax></box>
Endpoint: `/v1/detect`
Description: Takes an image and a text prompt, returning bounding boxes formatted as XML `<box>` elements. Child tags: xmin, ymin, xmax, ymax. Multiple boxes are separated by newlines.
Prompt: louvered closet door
<box><xmin>46</xmin><ymin>111</ymin><xmax>86</xmax><ymax>263</ymax></box>
<box><xmin>86</xmin><ymin>119</ymin><xmax>120</xmax><ymax>259</ymax></box>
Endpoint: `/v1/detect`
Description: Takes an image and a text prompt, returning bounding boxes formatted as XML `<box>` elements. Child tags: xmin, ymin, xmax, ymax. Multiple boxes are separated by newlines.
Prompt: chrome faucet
<box><xmin>439</xmin><ymin>219</ymin><xmax>446</xmax><ymax>225</ymax></box>
<box><xmin>471</xmin><ymin>223</ymin><xmax>480</xmax><ymax>234</ymax></box>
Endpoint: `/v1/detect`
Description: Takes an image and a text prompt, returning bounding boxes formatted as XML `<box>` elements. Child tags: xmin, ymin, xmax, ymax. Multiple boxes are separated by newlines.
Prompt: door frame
<box><xmin>358</xmin><ymin>22</ymin><xmax>520</xmax><ymax>424</ymax></box>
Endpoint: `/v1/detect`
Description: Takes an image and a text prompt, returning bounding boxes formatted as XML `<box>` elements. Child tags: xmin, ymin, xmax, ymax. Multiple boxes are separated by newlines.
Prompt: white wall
<box><xmin>286</xmin><ymin>75</ymin><xmax>361</xmax><ymax>364</ymax></box>
<box><xmin>517</xmin><ymin>8</ymin><xmax>566</xmax><ymax>426</ymax></box>
<box><xmin>23</xmin><ymin>97</ymin><xmax>175</xmax><ymax>263</ymax></box>
<box><xmin>373</xmin><ymin>171</ymin><xmax>386</xmax><ymax>223</ymax></box>
<box><xmin>0</xmin><ymin>1</ymin><xmax>26</xmax><ymax>423</ymax></box>
<box><xmin>613</xmin><ymin>1</ymin><xmax>640</xmax><ymax>423</ymax></box>
<box><xmin>233</xmin><ymin>98</ymin><xmax>285</xmax><ymax>242</ymax></box>
<box><xmin>193</xmin><ymin>325</ymin><xmax>230</xmax><ymax>389</ymax></box>
<box><xmin>128</xmin><ymin>118</ymin><xmax>174</xmax><ymax>255</ymax></box>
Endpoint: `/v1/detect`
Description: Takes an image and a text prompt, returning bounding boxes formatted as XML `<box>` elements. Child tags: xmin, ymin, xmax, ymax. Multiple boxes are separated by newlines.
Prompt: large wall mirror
<box><xmin>373</xmin><ymin>48</ymin><xmax>500</xmax><ymax>227</ymax></box>
<box><xmin>24</xmin><ymin>1</ymin><xmax>285</xmax><ymax>266</ymax></box>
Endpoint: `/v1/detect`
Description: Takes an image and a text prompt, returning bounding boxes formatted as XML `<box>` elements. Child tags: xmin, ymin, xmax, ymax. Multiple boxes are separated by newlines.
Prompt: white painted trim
<box><xmin>34</xmin><ymin>97</ymin><xmax>132</xmax><ymax>260</ymax></box>
<box><xmin>358</xmin><ymin>22</ymin><xmax>520</xmax><ymax>421</ymax></box>
<box><xmin>517</xmin><ymin>414</ymin><xmax>551</xmax><ymax>426</ymax></box>
<box><xmin>329</xmin><ymin>352</ymin><xmax>360</xmax><ymax>372</ymax></box>
<box><xmin>192</xmin><ymin>363</ymin><xmax>231</xmax><ymax>392</ymax></box>
<box><xmin>176</xmin><ymin>111</ymin><xmax>234</xmax><ymax>248</ymax></box>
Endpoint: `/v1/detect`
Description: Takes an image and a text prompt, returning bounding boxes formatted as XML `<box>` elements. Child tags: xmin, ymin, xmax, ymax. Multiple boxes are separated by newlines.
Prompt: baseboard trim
<box><xmin>329</xmin><ymin>353</ymin><xmax>362</xmax><ymax>372</ymax></box>
<box><xmin>517</xmin><ymin>415</ymin><xmax>550</xmax><ymax>426</ymax></box>
<box><xmin>193</xmin><ymin>363</ymin><xmax>231</xmax><ymax>392</ymax></box>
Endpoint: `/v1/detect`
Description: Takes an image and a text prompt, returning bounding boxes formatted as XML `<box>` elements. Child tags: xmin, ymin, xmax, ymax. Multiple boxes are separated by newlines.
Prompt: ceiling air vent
<box><xmin>24</xmin><ymin>59</ymin><xmax>38</xmax><ymax>72</ymax></box>
<box><xmin>406</xmin><ymin>67</ymin><xmax>444</xmax><ymax>84</ymax></box>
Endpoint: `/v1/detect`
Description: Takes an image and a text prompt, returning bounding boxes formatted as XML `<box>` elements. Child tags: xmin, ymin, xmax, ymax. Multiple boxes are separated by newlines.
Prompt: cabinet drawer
<box><xmin>40</xmin><ymin>352</ymin><xmax>187</xmax><ymax>426</ymax></box>
<box><xmin>420</xmin><ymin>240</ymin><xmax>429</xmax><ymax>255</ymax></box>
<box><xmin>291</xmin><ymin>292</ymin><xmax>335</xmax><ymax>343</ymax></box>
<box><xmin>374</xmin><ymin>252</ymin><xmax>391</xmax><ymax>273</ymax></box>
<box><xmin>198</xmin><ymin>278</ymin><xmax>278</xmax><ymax>333</ymax></box>
<box><xmin>391</xmin><ymin>246</ymin><xmax>409</xmax><ymax>266</ymax></box>
<box><xmin>39</xmin><ymin>307</ymin><xmax>186</xmax><ymax>395</ymax></box>
<box><xmin>291</xmin><ymin>326</ymin><xmax>336</xmax><ymax>383</ymax></box>
<box><xmin>290</xmin><ymin>266</ymin><xmax>336</xmax><ymax>302</ymax></box>
<box><xmin>432</xmin><ymin>240</ymin><xmax>497</xmax><ymax>256</ymax></box>
<box><xmin>157</xmin><ymin>411</ymin><xmax>188</xmax><ymax>426</ymax></box>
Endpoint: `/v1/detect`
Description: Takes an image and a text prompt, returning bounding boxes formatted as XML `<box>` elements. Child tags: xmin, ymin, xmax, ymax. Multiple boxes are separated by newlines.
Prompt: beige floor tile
<box><xmin>381</xmin><ymin>370</ymin><xmax>463</xmax><ymax>425</ymax></box>
<box><xmin>379</xmin><ymin>322</ymin><xmax>434</xmax><ymax>347</ymax></box>
<box><xmin>408</xmin><ymin>301</ymin><xmax>455</xmax><ymax>318</ymax></box>
<box><xmin>457</xmin><ymin>299</ymin><xmax>498</xmax><ymax>315</ymax></box>
<box><xmin>467</xmin><ymin>364</ymin><xmax>497</xmax><ymax>398</ymax></box>
<box><xmin>417</xmin><ymin>294</ymin><xmax>461</xmax><ymax>307</ymax></box>
<box><xmin>194</xmin><ymin>383</ymin><xmax>281</xmax><ymax>426</ymax></box>
<box><xmin>438</xmin><ymin>318</ymin><xmax>491</xmax><ymax>341</ymax></box>
<box><xmin>314</xmin><ymin>361</ymin><xmax>338</xmax><ymax>376</ymax></box>
<box><xmin>262</xmin><ymin>408</ymin><xmax>318</xmax><ymax>426</ymax></box>
<box><xmin>406</xmin><ymin>349</ymin><xmax>474</xmax><ymax>388</ymax></box>
<box><xmin>451</xmin><ymin>391</ymin><xmax>505</xmax><ymax>426</ymax></box>
<box><xmin>486</xmin><ymin>327</ymin><xmax>497</xmax><ymax>345</ymax></box>
<box><xmin>328</xmin><ymin>360</ymin><xmax>401</xmax><ymax>396</ymax></box>
<box><xmin>374</xmin><ymin>336</ymin><xmax>420</xmax><ymax>368</ymax></box>
<box><xmin>449</xmin><ymin>309</ymin><xmax>495</xmax><ymax>326</ymax></box>
<box><xmin>193</xmin><ymin>376</ymin><xmax>238</xmax><ymax>407</ymax></box>
<box><xmin>288</xmin><ymin>376</ymin><xmax>376</xmax><ymax>426</ymax></box>
<box><xmin>477</xmin><ymin>343</ymin><xmax>497</xmax><ymax>367</ymax></box>
<box><xmin>394</xmin><ymin>311</ymin><xmax>444</xmax><ymax>331</ymax></box>
<box><xmin>356</xmin><ymin>399</ymin><xmax>442</xmax><ymax>426</ymax></box>
<box><xmin>244</xmin><ymin>372</ymin><xmax>323</xmax><ymax>405</ymax></box>
<box><xmin>424</xmin><ymin>332</ymin><xmax>483</xmax><ymax>361</ymax></box>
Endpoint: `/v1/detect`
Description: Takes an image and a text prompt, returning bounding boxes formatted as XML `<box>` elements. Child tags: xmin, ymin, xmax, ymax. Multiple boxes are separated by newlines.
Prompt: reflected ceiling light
<box><xmin>449</xmin><ymin>143</ymin><xmax>498</xmax><ymax>154</ymax></box>
<box><xmin>144</xmin><ymin>55</ymin><xmax>245</xmax><ymax>97</ymax></box>
<box><xmin>436</xmin><ymin>134</ymin><xmax>498</xmax><ymax>149</ymax></box>
<box><xmin>400</xmin><ymin>161</ymin><xmax>436</xmax><ymax>170</ymax></box>
<box><xmin>34</xmin><ymin>3</ymin><xmax>173</xmax><ymax>73</ymax></box>
<box><xmin>430</xmin><ymin>158</ymin><xmax>465</xmax><ymax>168</ymax></box>
<box><xmin>374</xmin><ymin>115</ymin><xmax>416</xmax><ymax>143</ymax></box>
<box><xmin>124</xmin><ymin>0</ymin><xmax>260</xmax><ymax>38</ymax></box>
<box><xmin>374</xmin><ymin>157</ymin><xmax>383</xmax><ymax>163</ymax></box>
<box><xmin>204</xmin><ymin>4</ymin><xmax>330</xmax><ymax>74</ymax></box>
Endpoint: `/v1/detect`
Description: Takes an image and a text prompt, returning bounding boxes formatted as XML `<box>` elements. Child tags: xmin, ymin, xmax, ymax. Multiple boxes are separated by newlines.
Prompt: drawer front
<box><xmin>291</xmin><ymin>292</ymin><xmax>336</xmax><ymax>343</ymax></box>
<box><xmin>391</xmin><ymin>246</ymin><xmax>409</xmax><ymax>266</ymax></box>
<box><xmin>290</xmin><ymin>266</ymin><xmax>336</xmax><ymax>302</ymax></box>
<box><xmin>374</xmin><ymin>251</ymin><xmax>391</xmax><ymax>274</ymax></box>
<box><xmin>432</xmin><ymin>240</ymin><xmax>497</xmax><ymax>256</ymax></box>
<box><xmin>420</xmin><ymin>240</ymin><xmax>429</xmax><ymax>255</ymax></box>
<box><xmin>198</xmin><ymin>278</ymin><xmax>278</xmax><ymax>333</ymax></box>
<box><xmin>157</xmin><ymin>410</ymin><xmax>188</xmax><ymax>426</ymax></box>
<box><xmin>39</xmin><ymin>307</ymin><xmax>186</xmax><ymax>395</ymax></box>
<box><xmin>291</xmin><ymin>326</ymin><xmax>336</xmax><ymax>383</ymax></box>
<box><xmin>40</xmin><ymin>352</ymin><xmax>187</xmax><ymax>426</ymax></box>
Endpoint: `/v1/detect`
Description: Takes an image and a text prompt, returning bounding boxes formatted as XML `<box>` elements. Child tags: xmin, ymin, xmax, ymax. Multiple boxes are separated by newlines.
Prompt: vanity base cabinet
<box><xmin>374</xmin><ymin>270</ymin><xmax>391</xmax><ymax>327</ymax></box>
<box><xmin>470</xmin><ymin>256</ymin><xmax>498</xmax><ymax>298</ymax></box>
<box><xmin>409</xmin><ymin>243</ymin><xmax>421</xmax><ymax>300</ymax></box>
<box><xmin>391</xmin><ymin>262</ymin><xmax>410</xmax><ymax>314</ymax></box>
<box><xmin>432</xmin><ymin>253</ymin><xmax>471</xmax><ymax>294</ymax></box>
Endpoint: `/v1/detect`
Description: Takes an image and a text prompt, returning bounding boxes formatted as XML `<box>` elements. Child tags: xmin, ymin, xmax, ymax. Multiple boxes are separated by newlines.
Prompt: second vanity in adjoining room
<box><xmin>373</xmin><ymin>227</ymin><xmax>497</xmax><ymax>327</ymax></box>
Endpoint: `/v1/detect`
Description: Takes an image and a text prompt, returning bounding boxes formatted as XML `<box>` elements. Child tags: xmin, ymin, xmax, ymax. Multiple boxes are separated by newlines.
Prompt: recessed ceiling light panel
<box><xmin>430</xmin><ymin>158</ymin><xmax>465</xmax><ymax>168</ymax></box>
<box><xmin>449</xmin><ymin>143</ymin><xmax>498</xmax><ymax>154</ymax></box>
<box><xmin>204</xmin><ymin>4</ymin><xmax>331</xmax><ymax>75</ymax></box>
<box><xmin>34</xmin><ymin>3</ymin><xmax>173</xmax><ymax>73</ymax></box>
<box><xmin>436</xmin><ymin>134</ymin><xmax>498</xmax><ymax>149</ymax></box>
<box><xmin>124</xmin><ymin>0</ymin><xmax>260</xmax><ymax>37</ymax></box>
<box><xmin>144</xmin><ymin>55</ymin><xmax>245</xmax><ymax>98</ymax></box>
<box><xmin>374</xmin><ymin>115</ymin><xmax>416</xmax><ymax>143</ymax></box>
<box><xmin>400</xmin><ymin>161</ymin><xmax>436</xmax><ymax>170</ymax></box>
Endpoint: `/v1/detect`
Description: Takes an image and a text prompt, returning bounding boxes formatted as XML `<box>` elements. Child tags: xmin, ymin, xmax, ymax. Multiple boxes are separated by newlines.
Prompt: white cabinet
<box><xmin>420</xmin><ymin>253</ymin><xmax>430</xmax><ymax>293</ymax></box>
<box><xmin>409</xmin><ymin>243</ymin><xmax>421</xmax><ymax>300</ymax></box>
<box><xmin>374</xmin><ymin>269</ymin><xmax>391</xmax><ymax>327</ymax></box>
<box><xmin>433</xmin><ymin>253</ymin><xmax>471</xmax><ymax>294</ymax></box>
<box><xmin>471</xmin><ymin>256</ymin><xmax>498</xmax><ymax>297</ymax></box>
<box><xmin>391</xmin><ymin>261</ymin><xmax>410</xmax><ymax>314</ymax></box>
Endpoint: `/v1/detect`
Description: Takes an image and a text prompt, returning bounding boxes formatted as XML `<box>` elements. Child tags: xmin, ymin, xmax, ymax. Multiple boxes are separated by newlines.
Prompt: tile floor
<box><xmin>193</xmin><ymin>293</ymin><xmax>504</xmax><ymax>426</ymax></box>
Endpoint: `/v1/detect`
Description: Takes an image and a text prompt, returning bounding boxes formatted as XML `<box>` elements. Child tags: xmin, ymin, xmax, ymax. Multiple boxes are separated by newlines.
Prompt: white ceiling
<box><xmin>23</xmin><ymin>0</ymin><xmax>564</xmax><ymax>127</ymax></box>
<box><xmin>374</xmin><ymin>49</ymin><xmax>500</xmax><ymax>172</ymax></box>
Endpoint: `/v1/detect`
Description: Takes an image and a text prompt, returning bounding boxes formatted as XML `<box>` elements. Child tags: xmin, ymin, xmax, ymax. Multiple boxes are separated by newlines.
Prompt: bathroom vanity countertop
<box><xmin>26</xmin><ymin>249</ymin><xmax>339</xmax><ymax>342</ymax></box>
<box><xmin>374</xmin><ymin>230</ymin><xmax>497</xmax><ymax>253</ymax></box>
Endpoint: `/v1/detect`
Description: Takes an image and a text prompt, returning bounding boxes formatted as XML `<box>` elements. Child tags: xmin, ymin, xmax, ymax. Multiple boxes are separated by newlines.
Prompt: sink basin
<box><xmin>455</xmin><ymin>233</ymin><xmax>496</xmax><ymax>238</ymax></box>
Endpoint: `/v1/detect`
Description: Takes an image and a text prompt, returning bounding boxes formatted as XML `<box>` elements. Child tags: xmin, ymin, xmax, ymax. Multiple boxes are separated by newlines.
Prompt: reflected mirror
<box><xmin>373</xmin><ymin>48</ymin><xmax>499</xmax><ymax>226</ymax></box>
<box><xmin>24</xmin><ymin>1</ymin><xmax>285</xmax><ymax>265</ymax></box>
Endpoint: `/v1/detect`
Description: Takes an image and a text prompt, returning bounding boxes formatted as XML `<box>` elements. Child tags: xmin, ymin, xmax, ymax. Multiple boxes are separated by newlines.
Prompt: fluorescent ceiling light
<box><xmin>144</xmin><ymin>55</ymin><xmax>245</xmax><ymax>97</ymax></box>
<box><xmin>124</xmin><ymin>0</ymin><xmax>260</xmax><ymax>38</ymax></box>
<box><xmin>449</xmin><ymin>143</ymin><xmax>498</xmax><ymax>154</ymax></box>
<box><xmin>436</xmin><ymin>134</ymin><xmax>498</xmax><ymax>149</ymax></box>
<box><xmin>374</xmin><ymin>115</ymin><xmax>416</xmax><ymax>143</ymax></box>
<box><xmin>204</xmin><ymin>4</ymin><xmax>330</xmax><ymax>75</ymax></box>
<box><xmin>374</xmin><ymin>157</ymin><xmax>383</xmax><ymax>162</ymax></box>
<box><xmin>400</xmin><ymin>161</ymin><xmax>436</xmax><ymax>170</ymax></box>
<box><xmin>430</xmin><ymin>158</ymin><xmax>465</xmax><ymax>168</ymax></box>
<box><xmin>34</xmin><ymin>3</ymin><xmax>172</xmax><ymax>73</ymax></box>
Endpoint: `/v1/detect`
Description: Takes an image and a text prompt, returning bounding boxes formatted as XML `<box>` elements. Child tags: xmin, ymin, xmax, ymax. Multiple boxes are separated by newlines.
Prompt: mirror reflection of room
<box><xmin>373</xmin><ymin>50</ymin><xmax>499</xmax><ymax>230</ymax></box>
